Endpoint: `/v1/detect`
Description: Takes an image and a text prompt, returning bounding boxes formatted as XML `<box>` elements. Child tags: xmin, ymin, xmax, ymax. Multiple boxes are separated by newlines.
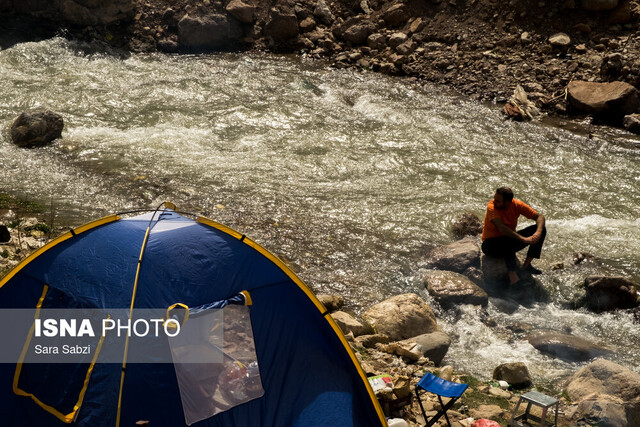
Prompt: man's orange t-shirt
<box><xmin>481</xmin><ymin>199</ymin><xmax>538</xmax><ymax>241</ymax></box>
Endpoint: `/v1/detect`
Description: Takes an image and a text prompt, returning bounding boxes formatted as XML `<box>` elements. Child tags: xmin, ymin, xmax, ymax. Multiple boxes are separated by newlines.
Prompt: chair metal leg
<box><xmin>416</xmin><ymin>388</ymin><xmax>428</xmax><ymax>424</ymax></box>
<box><xmin>439</xmin><ymin>395</ymin><xmax>452</xmax><ymax>427</ymax></box>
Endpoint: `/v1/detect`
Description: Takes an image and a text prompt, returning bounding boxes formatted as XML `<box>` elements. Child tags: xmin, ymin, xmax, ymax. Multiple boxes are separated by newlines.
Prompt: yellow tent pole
<box><xmin>115</xmin><ymin>203</ymin><xmax>172</xmax><ymax>426</ymax></box>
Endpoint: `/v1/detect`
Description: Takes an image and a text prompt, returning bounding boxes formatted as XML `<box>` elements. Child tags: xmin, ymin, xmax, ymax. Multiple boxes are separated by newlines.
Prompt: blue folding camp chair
<box><xmin>415</xmin><ymin>372</ymin><xmax>468</xmax><ymax>427</ymax></box>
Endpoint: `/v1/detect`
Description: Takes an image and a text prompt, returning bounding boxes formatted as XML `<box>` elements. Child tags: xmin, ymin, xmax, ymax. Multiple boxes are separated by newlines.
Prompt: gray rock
<box><xmin>424</xmin><ymin>270</ymin><xmax>488</xmax><ymax>308</ymax></box>
<box><xmin>425</xmin><ymin>237</ymin><xmax>480</xmax><ymax>273</ymax></box>
<box><xmin>225</xmin><ymin>0</ymin><xmax>255</xmax><ymax>24</ymax></box>
<box><xmin>11</xmin><ymin>111</ymin><xmax>63</xmax><ymax>148</ymax></box>
<box><xmin>317</xmin><ymin>294</ymin><xmax>344</xmax><ymax>312</ymax></box>
<box><xmin>567</xmin><ymin>81</ymin><xmax>639</xmax><ymax>120</ymax></box>
<box><xmin>581</xmin><ymin>0</ymin><xmax>619</xmax><ymax>11</ymax></box>
<box><xmin>399</xmin><ymin>331</ymin><xmax>451</xmax><ymax>365</ymax></box>
<box><xmin>526</xmin><ymin>331</ymin><xmax>611</xmax><ymax>362</ymax></box>
<box><xmin>623</xmin><ymin>113</ymin><xmax>640</xmax><ymax>133</ymax></box>
<box><xmin>363</xmin><ymin>293</ymin><xmax>438</xmax><ymax>341</ymax></box>
<box><xmin>178</xmin><ymin>14</ymin><xmax>243</xmax><ymax>51</ymax></box>
<box><xmin>580</xmin><ymin>276</ymin><xmax>640</xmax><ymax>312</ymax></box>
<box><xmin>264</xmin><ymin>9</ymin><xmax>299</xmax><ymax>41</ymax></box>
<box><xmin>451</xmin><ymin>212</ymin><xmax>483</xmax><ymax>238</ymax></box>
<box><xmin>566</xmin><ymin>359</ymin><xmax>640</xmax><ymax>424</ymax></box>
<box><xmin>492</xmin><ymin>362</ymin><xmax>532</xmax><ymax>388</ymax></box>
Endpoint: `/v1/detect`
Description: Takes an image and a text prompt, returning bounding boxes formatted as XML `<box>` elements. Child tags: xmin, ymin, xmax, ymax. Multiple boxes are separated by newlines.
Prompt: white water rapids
<box><xmin>1</xmin><ymin>38</ymin><xmax>639</xmax><ymax>381</ymax></box>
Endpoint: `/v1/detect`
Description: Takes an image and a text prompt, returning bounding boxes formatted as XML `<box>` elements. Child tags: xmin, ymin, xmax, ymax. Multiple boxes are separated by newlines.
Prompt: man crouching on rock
<box><xmin>481</xmin><ymin>187</ymin><xmax>546</xmax><ymax>285</ymax></box>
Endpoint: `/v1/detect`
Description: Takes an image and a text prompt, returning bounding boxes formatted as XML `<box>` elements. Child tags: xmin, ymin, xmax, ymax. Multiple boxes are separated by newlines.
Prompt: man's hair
<box><xmin>496</xmin><ymin>187</ymin><xmax>514</xmax><ymax>202</ymax></box>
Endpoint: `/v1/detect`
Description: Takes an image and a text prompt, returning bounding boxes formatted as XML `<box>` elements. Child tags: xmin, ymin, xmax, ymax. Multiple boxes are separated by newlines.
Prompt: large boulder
<box><xmin>451</xmin><ymin>212</ymin><xmax>483</xmax><ymax>239</ymax></box>
<box><xmin>178</xmin><ymin>14</ymin><xmax>243</xmax><ymax>51</ymax></box>
<box><xmin>10</xmin><ymin>111</ymin><xmax>63</xmax><ymax>148</ymax></box>
<box><xmin>363</xmin><ymin>293</ymin><xmax>438</xmax><ymax>341</ymax></box>
<box><xmin>526</xmin><ymin>331</ymin><xmax>611</xmax><ymax>362</ymax></box>
<box><xmin>264</xmin><ymin>8</ymin><xmax>299</xmax><ymax>41</ymax></box>
<box><xmin>492</xmin><ymin>362</ymin><xmax>532</xmax><ymax>388</ymax></box>
<box><xmin>565</xmin><ymin>359</ymin><xmax>640</xmax><ymax>425</ymax></box>
<box><xmin>425</xmin><ymin>237</ymin><xmax>480</xmax><ymax>274</ymax></box>
<box><xmin>225</xmin><ymin>0</ymin><xmax>255</xmax><ymax>24</ymax></box>
<box><xmin>579</xmin><ymin>276</ymin><xmax>640</xmax><ymax>312</ymax></box>
<box><xmin>581</xmin><ymin>0</ymin><xmax>619</xmax><ymax>11</ymax></box>
<box><xmin>566</xmin><ymin>81</ymin><xmax>639</xmax><ymax>121</ymax></box>
<box><xmin>424</xmin><ymin>270</ymin><xmax>488</xmax><ymax>308</ymax></box>
<box><xmin>398</xmin><ymin>331</ymin><xmax>451</xmax><ymax>365</ymax></box>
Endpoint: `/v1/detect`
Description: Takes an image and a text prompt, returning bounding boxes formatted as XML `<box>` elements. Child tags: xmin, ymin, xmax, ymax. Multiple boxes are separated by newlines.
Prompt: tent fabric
<box><xmin>0</xmin><ymin>208</ymin><xmax>385</xmax><ymax>426</ymax></box>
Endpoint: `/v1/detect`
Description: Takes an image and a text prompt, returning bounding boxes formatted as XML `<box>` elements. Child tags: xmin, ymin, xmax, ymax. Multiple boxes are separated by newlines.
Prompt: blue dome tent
<box><xmin>0</xmin><ymin>204</ymin><xmax>386</xmax><ymax>426</ymax></box>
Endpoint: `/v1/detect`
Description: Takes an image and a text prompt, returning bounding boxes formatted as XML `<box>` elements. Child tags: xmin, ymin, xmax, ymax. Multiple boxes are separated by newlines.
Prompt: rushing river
<box><xmin>1</xmin><ymin>38</ymin><xmax>639</xmax><ymax>382</ymax></box>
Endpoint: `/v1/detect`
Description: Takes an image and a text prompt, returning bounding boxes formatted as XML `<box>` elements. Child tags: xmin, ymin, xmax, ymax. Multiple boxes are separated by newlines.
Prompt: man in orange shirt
<box><xmin>481</xmin><ymin>187</ymin><xmax>546</xmax><ymax>285</ymax></box>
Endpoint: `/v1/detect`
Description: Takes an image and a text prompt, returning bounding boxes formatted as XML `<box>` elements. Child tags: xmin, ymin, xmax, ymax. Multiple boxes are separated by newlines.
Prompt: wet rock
<box><xmin>566</xmin><ymin>81</ymin><xmax>639</xmax><ymax>121</ymax></box>
<box><xmin>489</xmin><ymin>297</ymin><xmax>520</xmax><ymax>314</ymax></box>
<box><xmin>526</xmin><ymin>331</ymin><xmax>611</xmax><ymax>362</ymax></box>
<box><xmin>579</xmin><ymin>276</ymin><xmax>640</xmax><ymax>312</ymax></box>
<box><xmin>225</xmin><ymin>0</ymin><xmax>255</xmax><ymax>24</ymax></box>
<box><xmin>382</xmin><ymin>3</ymin><xmax>409</xmax><ymax>27</ymax></box>
<box><xmin>451</xmin><ymin>212</ymin><xmax>482</xmax><ymax>239</ymax></box>
<box><xmin>623</xmin><ymin>113</ymin><xmax>640</xmax><ymax>133</ymax></box>
<box><xmin>492</xmin><ymin>362</ymin><xmax>532</xmax><ymax>388</ymax></box>
<box><xmin>363</xmin><ymin>293</ymin><xmax>438</xmax><ymax>341</ymax></box>
<box><xmin>424</xmin><ymin>237</ymin><xmax>480</xmax><ymax>274</ymax></box>
<box><xmin>264</xmin><ymin>9</ymin><xmax>299</xmax><ymax>41</ymax></box>
<box><xmin>581</xmin><ymin>0</ymin><xmax>619</xmax><ymax>11</ymax></box>
<box><xmin>157</xmin><ymin>38</ymin><xmax>178</xmax><ymax>53</ymax></box>
<box><xmin>398</xmin><ymin>331</ymin><xmax>451</xmax><ymax>365</ymax></box>
<box><xmin>424</xmin><ymin>270</ymin><xmax>488</xmax><ymax>308</ymax></box>
<box><xmin>573</xmin><ymin>252</ymin><xmax>594</xmax><ymax>265</ymax></box>
<box><xmin>178</xmin><ymin>14</ymin><xmax>243</xmax><ymax>51</ymax></box>
<box><xmin>331</xmin><ymin>311</ymin><xmax>368</xmax><ymax>336</ymax></box>
<box><xmin>565</xmin><ymin>359</ymin><xmax>640</xmax><ymax>425</ymax></box>
<box><xmin>317</xmin><ymin>294</ymin><xmax>344</xmax><ymax>312</ymax></box>
<box><xmin>313</xmin><ymin>0</ymin><xmax>334</xmax><ymax>26</ymax></box>
<box><xmin>10</xmin><ymin>110</ymin><xmax>63</xmax><ymax>148</ymax></box>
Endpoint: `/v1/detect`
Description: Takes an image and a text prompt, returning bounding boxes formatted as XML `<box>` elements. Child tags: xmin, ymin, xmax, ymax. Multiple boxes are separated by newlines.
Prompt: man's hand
<box><xmin>522</xmin><ymin>233</ymin><xmax>541</xmax><ymax>245</ymax></box>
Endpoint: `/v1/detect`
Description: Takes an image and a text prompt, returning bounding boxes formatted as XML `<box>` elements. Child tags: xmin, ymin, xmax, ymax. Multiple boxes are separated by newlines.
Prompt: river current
<box><xmin>1</xmin><ymin>38</ymin><xmax>639</xmax><ymax>382</ymax></box>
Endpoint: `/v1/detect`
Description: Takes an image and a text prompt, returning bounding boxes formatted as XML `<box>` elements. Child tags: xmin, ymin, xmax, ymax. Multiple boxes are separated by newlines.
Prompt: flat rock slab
<box><xmin>567</xmin><ymin>80</ymin><xmax>639</xmax><ymax>118</ymax></box>
<box><xmin>526</xmin><ymin>331</ymin><xmax>611</xmax><ymax>362</ymax></box>
<box><xmin>424</xmin><ymin>270</ymin><xmax>488</xmax><ymax>308</ymax></box>
<box><xmin>425</xmin><ymin>237</ymin><xmax>480</xmax><ymax>273</ymax></box>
